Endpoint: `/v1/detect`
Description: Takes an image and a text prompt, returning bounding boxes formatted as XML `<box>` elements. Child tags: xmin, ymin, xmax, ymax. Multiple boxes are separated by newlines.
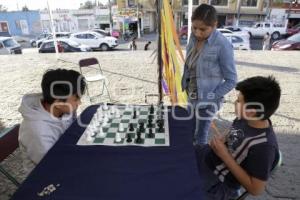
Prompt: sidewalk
<box><xmin>0</xmin><ymin>50</ymin><xmax>299</xmax><ymax>200</ymax></box>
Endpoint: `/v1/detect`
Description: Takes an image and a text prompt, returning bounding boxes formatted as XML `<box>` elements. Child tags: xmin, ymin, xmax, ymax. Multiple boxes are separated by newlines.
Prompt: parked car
<box><xmin>39</xmin><ymin>39</ymin><xmax>91</xmax><ymax>53</ymax></box>
<box><xmin>92</xmin><ymin>29</ymin><xmax>121</xmax><ymax>39</ymax></box>
<box><xmin>179</xmin><ymin>25</ymin><xmax>188</xmax><ymax>40</ymax></box>
<box><xmin>36</xmin><ymin>32</ymin><xmax>70</xmax><ymax>48</ymax></box>
<box><xmin>30</xmin><ymin>33</ymin><xmax>51</xmax><ymax>47</ymax></box>
<box><xmin>271</xmin><ymin>33</ymin><xmax>300</xmax><ymax>50</ymax></box>
<box><xmin>286</xmin><ymin>23</ymin><xmax>300</xmax><ymax>36</ymax></box>
<box><xmin>0</xmin><ymin>37</ymin><xmax>22</xmax><ymax>55</ymax></box>
<box><xmin>224</xmin><ymin>34</ymin><xmax>251</xmax><ymax>50</ymax></box>
<box><xmin>70</xmin><ymin>31</ymin><xmax>118</xmax><ymax>51</ymax></box>
<box><xmin>243</xmin><ymin>22</ymin><xmax>287</xmax><ymax>40</ymax></box>
<box><xmin>218</xmin><ymin>28</ymin><xmax>250</xmax><ymax>41</ymax></box>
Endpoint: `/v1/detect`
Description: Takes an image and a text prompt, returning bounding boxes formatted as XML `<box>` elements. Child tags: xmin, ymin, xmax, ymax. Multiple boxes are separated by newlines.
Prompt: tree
<box><xmin>0</xmin><ymin>4</ymin><xmax>7</xmax><ymax>12</ymax></box>
<box><xmin>79</xmin><ymin>1</ymin><xmax>96</xmax><ymax>9</ymax></box>
<box><xmin>22</xmin><ymin>5</ymin><xmax>29</xmax><ymax>11</ymax></box>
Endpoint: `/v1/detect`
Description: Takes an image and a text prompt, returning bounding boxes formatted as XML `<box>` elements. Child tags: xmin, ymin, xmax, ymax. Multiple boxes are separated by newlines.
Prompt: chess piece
<box><xmin>133</xmin><ymin>110</ymin><xmax>137</xmax><ymax>119</ymax></box>
<box><xmin>135</xmin><ymin>132</ymin><xmax>143</xmax><ymax>144</ymax></box>
<box><xmin>129</xmin><ymin>123</ymin><xmax>134</xmax><ymax>131</ymax></box>
<box><xmin>103</xmin><ymin>102</ymin><xmax>108</xmax><ymax>111</ymax></box>
<box><xmin>148</xmin><ymin>129</ymin><xmax>155</xmax><ymax>138</ymax></box>
<box><xmin>99</xmin><ymin>127</ymin><xmax>105</xmax><ymax>137</ymax></box>
<box><xmin>139</xmin><ymin>122</ymin><xmax>145</xmax><ymax>132</ymax></box>
<box><xmin>150</xmin><ymin>104</ymin><xmax>154</xmax><ymax>114</ymax></box>
<box><xmin>119</xmin><ymin>123</ymin><xmax>125</xmax><ymax>132</ymax></box>
<box><xmin>115</xmin><ymin>132</ymin><xmax>122</xmax><ymax>143</ymax></box>
<box><xmin>158</xmin><ymin>124</ymin><xmax>164</xmax><ymax>133</ymax></box>
<box><xmin>126</xmin><ymin>134</ymin><xmax>132</xmax><ymax>143</ymax></box>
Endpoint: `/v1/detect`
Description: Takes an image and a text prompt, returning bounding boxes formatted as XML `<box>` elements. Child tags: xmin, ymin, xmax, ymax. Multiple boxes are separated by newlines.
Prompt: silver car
<box><xmin>0</xmin><ymin>37</ymin><xmax>22</xmax><ymax>55</ymax></box>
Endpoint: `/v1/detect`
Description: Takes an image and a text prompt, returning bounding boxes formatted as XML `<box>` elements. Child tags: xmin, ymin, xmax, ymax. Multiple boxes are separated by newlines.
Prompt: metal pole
<box><xmin>47</xmin><ymin>0</ymin><xmax>59</xmax><ymax>58</ymax></box>
<box><xmin>187</xmin><ymin>0</ymin><xmax>193</xmax><ymax>41</ymax></box>
<box><xmin>236</xmin><ymin>0</ymin><xmax>242</xmax><ymax>27</ymax></box>
<box><xmin>157</xmin><ymin>0</ymin><xmax>163</xmax><ymax>103</ymax></box>
<box><xmin>108</xmin><ymin>0</ymin><xmax>113</xmax><ymax>35</ymax></box>
<box><xmin>137</xmin><ymin>0</ymin><xmax>141</xmax><ymax>38</ymax></box>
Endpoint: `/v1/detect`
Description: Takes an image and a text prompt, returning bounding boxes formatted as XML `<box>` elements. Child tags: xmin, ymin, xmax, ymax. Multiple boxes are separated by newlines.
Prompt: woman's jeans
<box><xmin>188</xmin><ymin>99</ymin><xmax>222</xmax><ymax>145</ymax></box>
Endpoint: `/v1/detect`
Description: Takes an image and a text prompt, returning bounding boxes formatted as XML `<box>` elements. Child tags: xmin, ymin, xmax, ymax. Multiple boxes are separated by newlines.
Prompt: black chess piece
<box><xmin>150</xmin><ymin>104</ymin><xmax>154</xmax><ymax>114</ymax></box>
<box><xmin>129</xmin><ymin>123</ymin><xmax>134</xmax><ymax>131</ymax></box>
<box><xmin>148</xmin><ymin>129</ymin><xmax>155</xmax><ymax>138</ymax></box>
<box><xmin>126</xmin><ymin>134</ymin><xmax>132</xmax><ymax>143</ymax></box>
<box><xmin>139</xmin><ymin>122</ymin><xmax>145</xmax><ymax>133</ymax></box>
<box><xmin>135</xmin><ymin>132</ymin><xmax>143</xmax><ymax>144</ymax></box>
<box><xmin>148</xmin><ymin>115</ymin><xmax>154</xmax><ymax>121</ymax></box>
<box><xmin>158</xmin><ymin>122</ymin><xmax>164</xmax><ymax>133</ymax></box>
<box><xmin>147</xmin><ymin>121</ymin><xmax>153</xmax><ymax>128</ymax></box>
<box><xmin>133</xmin><ymin>110</ymin><xmax>137</xmax><ymax>119</ymax></box>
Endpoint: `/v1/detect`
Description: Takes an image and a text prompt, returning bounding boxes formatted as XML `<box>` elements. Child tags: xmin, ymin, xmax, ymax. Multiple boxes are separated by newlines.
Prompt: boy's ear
<box><xmin>245</xmin><ymin>108</ymin><xmax>257</xmax><ymax>119</ymax></box>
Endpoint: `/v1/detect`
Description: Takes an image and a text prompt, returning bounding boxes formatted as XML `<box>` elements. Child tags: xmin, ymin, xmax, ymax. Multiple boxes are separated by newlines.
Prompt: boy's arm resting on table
<box><xmin>210</xmin><ymin>136</ymin><xmax>268</xmax><ymax>196</ymax></box>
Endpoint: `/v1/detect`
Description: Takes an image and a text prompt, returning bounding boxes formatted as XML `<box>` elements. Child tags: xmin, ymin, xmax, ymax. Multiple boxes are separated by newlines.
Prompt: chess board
<box><xmin>76</xmin><ymin>104</ymin><xmax>170</xmax><ymax>147</ymax></box>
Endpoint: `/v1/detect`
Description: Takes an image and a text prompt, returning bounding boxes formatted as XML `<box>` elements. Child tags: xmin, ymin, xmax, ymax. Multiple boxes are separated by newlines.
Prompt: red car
<box><xmin>286</xmin><ymin>23</ymin><xmax>300</xmax><ymax>36</ymax></box>
<box><xmin>271</xmin><ymin>33</ymin><xmax>300</xmax><ymax>50</ymax></box>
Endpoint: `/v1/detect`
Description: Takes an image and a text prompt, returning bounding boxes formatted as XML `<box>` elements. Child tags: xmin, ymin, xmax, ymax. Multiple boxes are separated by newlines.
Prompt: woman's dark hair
<box><xmin>236</xmin><ymin>76</ymin><xmax>281</xmax><ymax>120</ymax></box>
<box><xmin>41</xmin><ymin>69</ymin><xmax>86</xmax><ymax>104</ymax></box>
<box><xmin>192</xmin><ymin>4</ymin><xmax>217</xmax><ymax>26</ymax></box>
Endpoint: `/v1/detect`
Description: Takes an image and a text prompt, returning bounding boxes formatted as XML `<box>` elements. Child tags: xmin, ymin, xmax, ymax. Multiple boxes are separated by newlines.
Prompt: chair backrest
<box><xmin>79</xmin><ymin>58</ymin><xmax>99</xmax><ymax>68</ymax></box>
<box><xmin>0</xmin><ymin>124</ymin><xmax>20</xmax><ymax>162</ymax></box>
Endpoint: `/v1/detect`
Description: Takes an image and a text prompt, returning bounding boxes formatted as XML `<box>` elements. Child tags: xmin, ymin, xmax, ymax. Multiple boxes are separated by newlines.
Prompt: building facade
<box><xmin>0</xmin><ymin>11</ymin><xmax>41</xmax><ymax>36</ymax></box>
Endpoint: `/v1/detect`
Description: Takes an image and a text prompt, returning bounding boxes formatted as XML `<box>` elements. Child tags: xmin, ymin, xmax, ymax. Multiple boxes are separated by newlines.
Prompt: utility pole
<box><xmin>108</xmin><ymin>0</ymin><xmax>113</xmax><ymax>35</ymax></box>
<box><xmin>236</xmin><ymin>0</ymin><xmax>242</xmax><ymax>26</ymax></box>
<box><xmin>137</xmin><ymin>0</ymin><xmax>141</xmax><ymax>38</ymax></box>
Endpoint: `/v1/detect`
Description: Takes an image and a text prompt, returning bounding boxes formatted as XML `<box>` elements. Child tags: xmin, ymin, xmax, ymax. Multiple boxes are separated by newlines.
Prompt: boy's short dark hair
<box><xmin>236</xmin><ymin>76</ymin><xmax>281</xmax><ymax>120</ymax></box>
<box><xmin>41</xmin><ymin>69</ymin><xmax>86</xmax><ymax>104</ymax></box>
<box><xmin>192</xmin><ymin>4</ymin><xmax>217</xmax><ymax>26</ymax></box>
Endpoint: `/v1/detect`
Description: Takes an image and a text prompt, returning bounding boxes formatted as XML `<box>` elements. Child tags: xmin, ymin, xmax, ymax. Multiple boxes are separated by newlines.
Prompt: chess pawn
<box><xmin>103</xmin><ymin>102</ymin><xmax>109</xmax><ymax>111</ymax></box>
<box><xmin>119</xmin><ymin>123</ymin><xmax>125</xmax><ymax>132</ymax></box>
<box><xmin>98</xmin><ymin>127</ymin><xmax>105</xmax><ymax>137</ymax></box>
<box><xmin>115</xmin><ymin>110</ymin><xmax>121</xmax><ymax>118</ymax></box>
<box><xmin>115</xmin><ymin>132</ymin><xmax>122</xmax><ymax>143</ymax></box>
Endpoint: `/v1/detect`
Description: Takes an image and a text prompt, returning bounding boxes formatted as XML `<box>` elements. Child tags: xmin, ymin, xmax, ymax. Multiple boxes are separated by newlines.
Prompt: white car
<box><xmin>70</xmin><ymin>31</ymin><xmax>118</xmax><ymax>51</ymax></box>
<box><xmin>36</xmin><ymin>32</ymin><xmax>70</xmax><ymax>48</ymax></box>
<box><xmin>224</xmin><ymin>34</ymin><xmax>251</xmax><ymax>50</ymax></box>
<box><xmin>218</xmin><ymin>28</ymin><xmax>250</xmax><ymax>41</ymax></box>
<box><xmin>0</xmin><ymin>37</ymin><xmax>22</xmax><ymax>54</ymax></box>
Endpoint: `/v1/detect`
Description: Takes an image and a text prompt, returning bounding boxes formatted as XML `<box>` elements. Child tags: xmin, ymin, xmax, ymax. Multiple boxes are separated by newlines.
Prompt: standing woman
<box><xmin>181</xmin><ymin>4</ymin><xmax>237</xmax><ymax>145</ymax></box>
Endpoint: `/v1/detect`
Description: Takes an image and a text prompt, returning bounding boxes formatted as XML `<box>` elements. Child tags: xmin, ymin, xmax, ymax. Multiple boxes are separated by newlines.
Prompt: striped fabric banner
<box><xmin>161</xmin><ymin>0</ymin><xmax>187</xmax><ymax>107</ymax></box>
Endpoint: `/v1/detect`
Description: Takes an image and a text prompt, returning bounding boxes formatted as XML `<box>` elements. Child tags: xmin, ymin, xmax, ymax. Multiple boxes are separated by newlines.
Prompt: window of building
<box><xmin>211</xmin><ymin>0</ymin><xmax>228</xmax><ymax>6</ymax></box>
<box><xmin>183</xmin><ymin>0</ymin><xmax>188</xmax><ymax>5</ymax></box>
<box><xmin>242</xmin><ymin>0</ymin><xmax>257</xmax><ymax>7</ymax></box>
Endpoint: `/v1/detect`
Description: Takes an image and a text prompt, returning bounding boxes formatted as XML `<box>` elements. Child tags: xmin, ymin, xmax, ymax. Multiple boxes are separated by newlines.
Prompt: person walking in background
<box><xmin>263</xmin><ymin>32</ymin><xmax>271</xmax><ymax>50</ymax></box>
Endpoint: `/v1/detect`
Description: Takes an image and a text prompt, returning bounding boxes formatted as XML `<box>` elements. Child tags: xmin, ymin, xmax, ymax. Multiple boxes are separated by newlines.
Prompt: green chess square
<box><xmin>134</xmin><ymin>138</ymin><xmax>145</xmax><ymax>144</ymax></box>
<box><xmin>121</xmin><ymin>119</ymin><xmax>130</xmax><ymax>123</ymax></box>
<box><xmin>94</xmin><ymin>138</ymin><xmax>105</xmax><ymax>143</ymax></box>
<box><xmin>123</xmin><ymin>111</ymin><xmax>131</xmax><ymax>115</ymax></box>
<box><xmin>155</xmin><ymin>139</ymin><xmax>165</xmax><ymax>144</ymax></box>
<box><xmin>140</xmin><ymin>111</ymin><xmax>148</xmax><ymax>115</ymax></box>
<box><xmin>106</xmin><ymin>132</ymin><xmax>115</xmax><ymax>138</ymax></box>
<box><xmin>110</xmin><ymin>123</ymin><xmax>119</xmax><ymax>128</ymax></box>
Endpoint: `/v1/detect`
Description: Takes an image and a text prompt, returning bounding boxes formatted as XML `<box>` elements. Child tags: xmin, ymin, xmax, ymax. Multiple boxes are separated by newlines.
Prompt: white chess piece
<box><xmin>98</xmin><ymin>127</ymin><xmax>105</xmax><ymax>137</ymax></box>
<box><xmin>115</xmin><ymin>110</ymin><xmax>121</xmax><ymax>118</ymax></box>
<box><xmin>103</xmin><ymin>102</ymin><xmax>108</xmax><ymax>111</ymax></box>
<box><xmin>115</xmin><ymin>132</ymin><xmax>122</xmax><ymax>143</ymax></box>
<box><xmin>119</xmin><ymin>123</ymin><xmax>124</xmax><ymax>132</ymax></box>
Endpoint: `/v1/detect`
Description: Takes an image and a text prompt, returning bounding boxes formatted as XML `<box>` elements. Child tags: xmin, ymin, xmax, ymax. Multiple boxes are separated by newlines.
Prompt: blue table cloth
<box><xmin>11</xmin><ymin>105</ymin><xmax>203</xmax><ymax>200</ymax></box>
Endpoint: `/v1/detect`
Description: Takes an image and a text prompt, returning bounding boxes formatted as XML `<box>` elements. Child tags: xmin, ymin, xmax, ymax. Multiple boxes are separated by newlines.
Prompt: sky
<box><xmin>0</xmin><ymin>0</ymin><xmax>109</xmax><ymax>11</ymax></box>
